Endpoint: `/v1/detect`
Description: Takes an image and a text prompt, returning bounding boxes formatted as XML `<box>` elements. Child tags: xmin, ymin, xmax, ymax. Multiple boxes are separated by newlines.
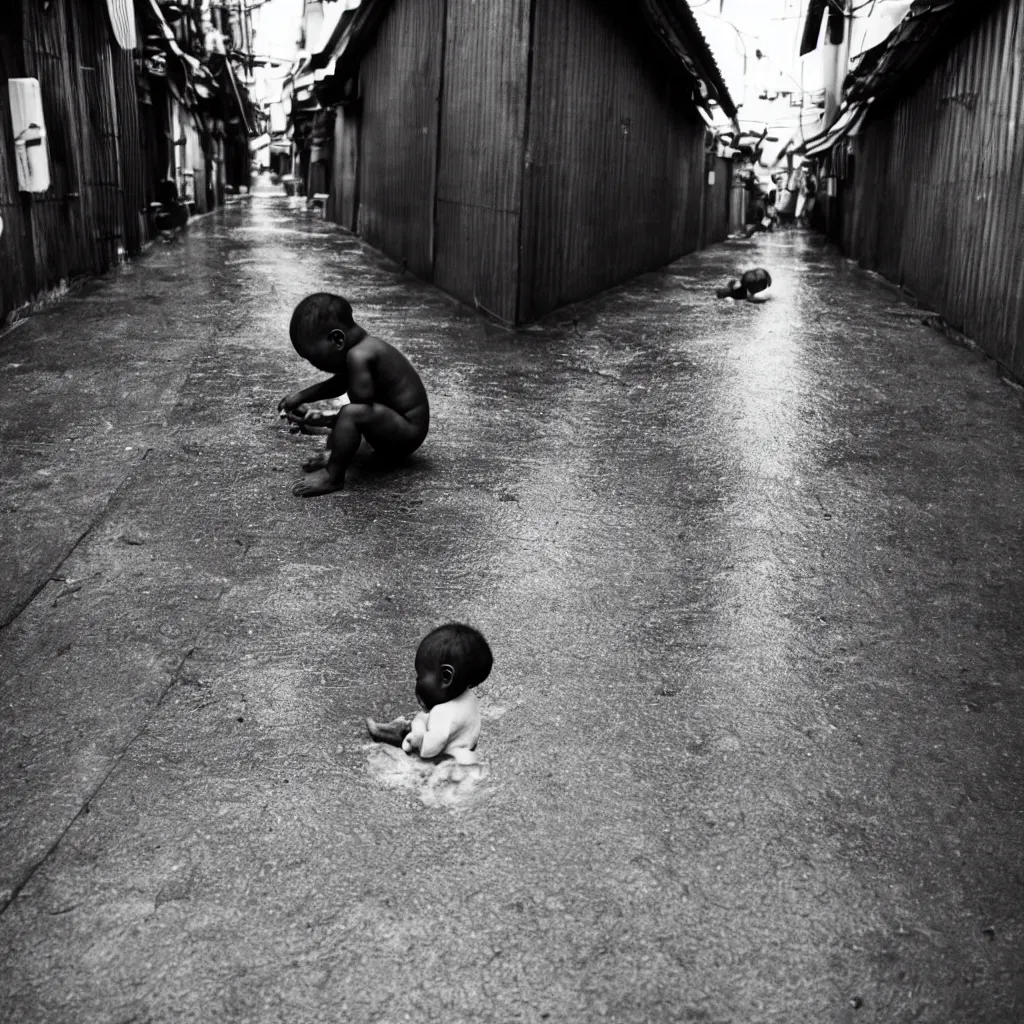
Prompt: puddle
<box><xmin>365</xmin><ymin>744</ymin><xmax>491</xmax><ymax>809</ymax></box>
<box><xmin>363</xmin><ymin>702</ymin><xmax>507</xmax><ymax>809</ymax></box>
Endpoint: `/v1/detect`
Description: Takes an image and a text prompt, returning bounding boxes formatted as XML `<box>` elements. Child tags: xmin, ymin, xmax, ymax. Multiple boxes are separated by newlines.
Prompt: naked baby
<box><xmin>366</xmin><ymin>623</ymin><xmax>493</xmax><ymax>765</ymax></box>
<box><xmin>278</xmin><ymin>293</ymin><xmax>430</xmax><ymax>497</ymax></box>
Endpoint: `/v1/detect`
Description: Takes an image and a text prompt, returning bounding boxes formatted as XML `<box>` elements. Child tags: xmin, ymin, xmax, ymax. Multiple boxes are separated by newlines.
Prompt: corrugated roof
<box><xmin>844</xmin><ymin>0</ymin><xmax>1002</xmax><ymax>104</ymax></box>
<box><xmin>307</xmin><ymin>6</ymin><xmax>360</xmax><ymax>71</ymax></box>
<box><xmin>799</xmin><ymin>101</ymin><xmax>872</xmax><ymax>155</ymax></box>
<box><xmin>637</xmin><ymin>0</ymin><xmax>738</xmax><ymax>117</ymax></box>
<box><xmin>315</xmin><ymin>0</ymin><xmax>736</xmax><ymax>118</ymax></box>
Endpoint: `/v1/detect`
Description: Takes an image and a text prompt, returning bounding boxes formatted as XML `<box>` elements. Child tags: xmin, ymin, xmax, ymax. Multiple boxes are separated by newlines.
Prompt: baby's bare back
<box><xmin>348</xmin><ymin>336</ymin><xmax>428</xmax><ymax>416</ymax></box>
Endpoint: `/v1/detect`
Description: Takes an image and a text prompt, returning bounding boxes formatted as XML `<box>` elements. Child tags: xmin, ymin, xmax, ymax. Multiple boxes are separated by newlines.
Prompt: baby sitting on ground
<box><xmin>366</xmin><ymin>623</ymin><xmax>493</xmax><ymax>765</ymax></box>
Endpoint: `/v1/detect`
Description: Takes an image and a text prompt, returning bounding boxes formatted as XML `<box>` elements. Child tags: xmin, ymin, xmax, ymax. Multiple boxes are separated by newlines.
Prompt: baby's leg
<box><xmin>366</xmin><ymin>716</ymin><xmax>413</xmax><ymax>746</ymax></box>
<box><xmin>300</xmin><ymin>415</ymin><xmax>340</xmax><ymax>472</ymax></box>
<box><xmin>361</xmin><ymin>403</ymin><xmax>429</xmax><ymax>460</ymax></box>
<box><xmin>292</xmin><ymin>403</ymin><xmax>427</xmax><ymax>497</ymax></box>
<box><xmin>292</xmin><ymin>403</ymin><xmax>366</xmax><ymax>497</ymax></box>
<box><xmin>301</xmin><ymin>450</ymin><xmax>331</xmax><ymax>473</ymax></box>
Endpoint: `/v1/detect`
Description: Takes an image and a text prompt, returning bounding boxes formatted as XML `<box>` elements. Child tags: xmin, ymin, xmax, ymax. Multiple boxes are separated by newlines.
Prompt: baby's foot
<box><xmin>366</xmin><ymin>716</ymin><xmax>412</xmax><ymax>745</ymax></box>
<box><xmin>292</xmin><ymin>468</ymin><xmax>345</xmax><ymax>497</ymax></box>
<box><xmin>301</xmin><ymin>451</ymin><xmax>330</xmax><ymax>473</ymax></box>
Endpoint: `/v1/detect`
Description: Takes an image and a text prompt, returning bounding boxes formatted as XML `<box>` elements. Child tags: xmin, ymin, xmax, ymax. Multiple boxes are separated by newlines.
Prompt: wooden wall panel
<box><xmin>0</xmin><ymin>9</ymin><xmax>35</xmax><ymax>321</ymax></box>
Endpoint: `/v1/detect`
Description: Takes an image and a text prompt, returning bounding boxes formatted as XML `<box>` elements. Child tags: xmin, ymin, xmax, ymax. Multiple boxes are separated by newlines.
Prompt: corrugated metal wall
<box><xmin>75</xmin><ymin>3</ymin><xmax>123</xmax><ymax>272</ymax></box>
<box><xmin>701</xmin><ymin>154</ymin><xmax>731</xmax><ymax>248</ymax></box>
<box><xmin>327</xmin><ymin>107</ymin><xmax>358</xmax><ymax>231</ymax></box>
<box><xmin>842</xmin><ymin>0</ymin><xmax>1024</xmax><ymax>378</ymax></box>
<box><xmin>0</xmin><ymin>8</ymin><xmax>34</xmax><ymax>319</ymax></box>
<box><xmin>433</xmin><ymin>0</ymin><xmax>531</xmax><ymax>322</ymax></box>
<box><xmin>114</xmin><ymin>47</ymin><xmax>146</xmax><ymax>255</ymax></box>
<box><xmin>0</xmin><ymin>0</ymin><xmax>148</xmax><ymax>323</ymax></box>
<box><xmin>18</xmin><ymin>0</ymin><xmax>93</xmax><ymax>302</ymax></box>
<box><xmin>340</xmin><ymin>0</ymin><xmax>715</xmax><ymax>323</ymax></box>
<box><xmin>517</xmin><ymin>0</ymin><xmax>706</xmax><ymax>322</ymax></box>
<box><xmin>669</xmin><ymin>125</ymin><xmax>705</xmax><ymax>260</ymax></box>
<box><xmin>356</xmin><ymin>0</ymin><xmax>445</xmax><ymax>279</ymax></box>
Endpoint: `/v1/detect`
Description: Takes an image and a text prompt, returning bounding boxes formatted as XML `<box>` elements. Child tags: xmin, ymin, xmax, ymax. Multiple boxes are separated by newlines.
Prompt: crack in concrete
<box><xmin>0</xmin><ymin>567</ymin><xmax>235</xmax><ymax>917</ymax></box>
<box><xmin>0</xmin><ymin>644</ymin><xmax>196</xmax><ymax>918</ymax></box>
<box><xmin>1</xmin><ymin>443</ymin><xmax>155</xmax><ymax>631</ymax></box>
<box><xmin>0</xmin><ymin>472</ymin><xmax>137</xmax><ymax>631</ymax></box>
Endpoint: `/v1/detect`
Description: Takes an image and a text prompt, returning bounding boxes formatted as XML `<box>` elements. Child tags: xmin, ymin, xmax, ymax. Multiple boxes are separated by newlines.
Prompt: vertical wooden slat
<box><xmin>22</xmin><ymin>0</ymin><xmax>88</xmax><ymax>290</ymax></box>
<box><xmin>701</xmin><ymin>154</ymin><xmax>730</xmax><ymax>248</ymax></box>
<box><xmin>114</xmin><ymin>47</ymin><xmax>146</xmax><ymax>256</ymax></box>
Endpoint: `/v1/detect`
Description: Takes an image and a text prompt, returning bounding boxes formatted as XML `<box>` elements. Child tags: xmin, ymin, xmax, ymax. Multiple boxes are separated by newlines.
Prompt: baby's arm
<box><xmin>417</xmin><ymin>715</ymin><xmax>453</xmax><ymax>760</ymax></box>
<box><xmin>278</xmin><ymin>374</ymin><xmax>349</xmax><ymax>414</ymax></box>
<box><xmin>401</xmin><ymin>710</ymin><xmax>452</xmax><ymax>759</ymax></box>
<box><xmin>345</xmin><ymin>349</ymin><xmax>376</xmax><ymax>405</ymax></box>
<box><xmin>401</xmin><ymin>712</ymin><xmax>429</xmax><ymax>755</ymax></box>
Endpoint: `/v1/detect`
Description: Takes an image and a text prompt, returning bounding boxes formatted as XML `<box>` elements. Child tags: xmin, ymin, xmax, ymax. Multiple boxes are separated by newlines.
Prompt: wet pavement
<box><xmin>1</xmin><ymin>193</ymin><xmax>1023</xmax><ymax>1023</ymax></box>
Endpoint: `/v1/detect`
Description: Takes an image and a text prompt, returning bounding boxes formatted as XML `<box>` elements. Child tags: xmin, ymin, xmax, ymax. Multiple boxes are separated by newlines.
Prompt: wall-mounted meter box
<box><xmin>8</xmin><ymin>78</ymin><xmax>51</xmax><ymax>194</ymax></box>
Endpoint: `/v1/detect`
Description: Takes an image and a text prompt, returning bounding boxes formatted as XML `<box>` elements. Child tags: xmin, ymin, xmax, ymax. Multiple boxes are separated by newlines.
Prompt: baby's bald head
<box><xmin>290</xmin><ymin>293</ymin><xmax>355</xmax><ymax>350</ymax></box>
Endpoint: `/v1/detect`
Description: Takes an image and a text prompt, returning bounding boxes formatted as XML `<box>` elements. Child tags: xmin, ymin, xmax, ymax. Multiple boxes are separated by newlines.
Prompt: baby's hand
<box><xmin>402</xmin><ymin>715</ymin><xmax>427</xmax><ymax>754</ymax></box>
<box><xmin>278</xmin><ymin>392</ymin><xmax>305</xmax><ymax>414</ymax></box>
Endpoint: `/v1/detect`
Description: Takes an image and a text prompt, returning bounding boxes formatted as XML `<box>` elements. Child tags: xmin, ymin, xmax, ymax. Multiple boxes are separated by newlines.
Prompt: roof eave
<box><xmin>322</xmin><ymin>0</ymin><xmax>736</xmax><ymax>118</ymax></box>
<box><xmin>640</xmin><ymin>0</ymin><xmax>738</xmax><ymax>118</ymax></box>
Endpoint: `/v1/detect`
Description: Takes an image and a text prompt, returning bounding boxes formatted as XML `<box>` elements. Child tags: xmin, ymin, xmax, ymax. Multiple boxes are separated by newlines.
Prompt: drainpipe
<box><xmin>822</xmin><ymin>0</ymin><xmax>852</xmax><ymax>128</ymax></box>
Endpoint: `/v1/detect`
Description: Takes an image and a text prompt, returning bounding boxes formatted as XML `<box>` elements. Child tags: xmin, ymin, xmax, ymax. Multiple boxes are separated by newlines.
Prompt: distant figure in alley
<box><xmin>716</xmin><ymin>268</ymin><xmax>773</xmax><ymax>303</ymax></box>
<box><xmin>278</xmin><ymin>293</ymin><xmax>430</xmax><ymax>497</ymax></box>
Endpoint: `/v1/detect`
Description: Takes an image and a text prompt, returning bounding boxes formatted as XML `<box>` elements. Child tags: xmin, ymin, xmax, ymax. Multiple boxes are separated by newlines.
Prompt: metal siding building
<box><xmin>355</xmin><ymin>0</ymin><xmax>445</xmax><ymax>281</ymax></box>
<box><xmin>825</xmin><ymin>0</ymin><xmax>1024</xmax><ymax>378</ymax></box>
<box><xmin>0</xmin><ymin>0</ymin><xmax>149</xmax><ymax>323</ymax></box>
<box><xmin>701</xmin><ymin>154</ymin><xmax>732</xmax><ymax>250</ymax></box>
<box><xmin>435</xmin><ymin>0</ymin><xmax>531</xmax><ymax>322</ymax></box>
<box><xmin>518</xmin><ymin>0</ymin><xmax>707</xmax><ymax>321</ymax></box>
<box><xmin>322</xmin><ymin>0</ymin><xmax>733</xmax><ymax>324</ymax></box>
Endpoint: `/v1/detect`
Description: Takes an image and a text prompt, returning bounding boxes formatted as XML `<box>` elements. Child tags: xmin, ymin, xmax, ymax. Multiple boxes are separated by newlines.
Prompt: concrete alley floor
<box><xmin>1</xmin><ymin>195</ymin><xmax>1023</xmax><ymax>1024</ymax></box>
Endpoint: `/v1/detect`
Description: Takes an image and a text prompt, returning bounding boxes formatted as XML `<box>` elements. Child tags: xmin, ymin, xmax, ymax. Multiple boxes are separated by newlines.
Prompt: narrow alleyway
<box><xmin>1</xmin><ymin>194</ymin><xmax>1022</xmax><ymax>1023</ymax></box>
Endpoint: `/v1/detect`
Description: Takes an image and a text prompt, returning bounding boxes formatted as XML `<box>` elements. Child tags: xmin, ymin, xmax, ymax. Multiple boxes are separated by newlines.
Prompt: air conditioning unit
<box><xmin>8</xmin><ymin>78</ymin><xmax>51</xmax><ymax>194</ymax></box>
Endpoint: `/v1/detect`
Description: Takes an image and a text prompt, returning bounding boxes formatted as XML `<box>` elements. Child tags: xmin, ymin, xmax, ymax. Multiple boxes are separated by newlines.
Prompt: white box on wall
<box><xmin>9</xmin><ymin>78</ymin><xmax>51</xmax><ymax>194</ymax></box>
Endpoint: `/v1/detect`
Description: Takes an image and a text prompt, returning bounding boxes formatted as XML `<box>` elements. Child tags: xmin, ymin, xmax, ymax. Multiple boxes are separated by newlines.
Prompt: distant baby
<box><xmin>716</xmin><ymin>268</ymin><xmax>772</xmax><ymax>302</ymax></box>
